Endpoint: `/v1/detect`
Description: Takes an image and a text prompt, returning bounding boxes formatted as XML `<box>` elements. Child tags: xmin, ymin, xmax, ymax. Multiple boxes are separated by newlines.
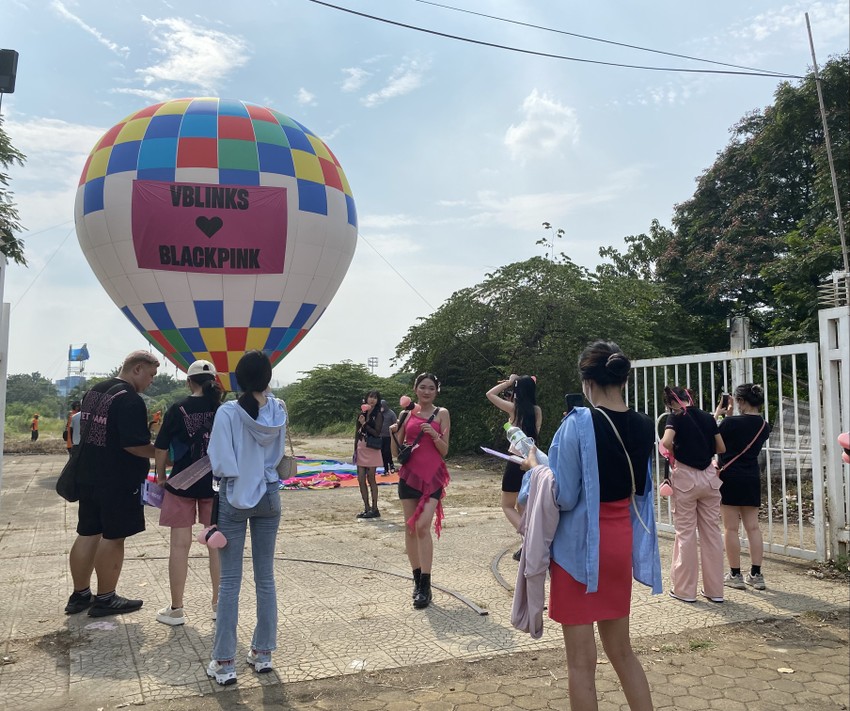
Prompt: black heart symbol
<box><xmin>196</xmin><ymin>216</ymin><xmax>223</xmax><ymax>238</ymax></box>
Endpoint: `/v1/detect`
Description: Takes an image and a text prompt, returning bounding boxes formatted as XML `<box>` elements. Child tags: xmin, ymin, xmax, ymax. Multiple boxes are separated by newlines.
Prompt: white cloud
<box><xmin>51</xmin><ymin>0</ymin><xmax>130</xmax><ymax>57</ymax></box>
<box><xmin>135</xmin><ymin>16</ymin><xmax>249</xmax><ymax>93</ymax></box>
<box><xmin>504</xmin><ymin>90</ymin><xmax>580</xmax><ymax>162</ymax></box>
<box><xmin>733</xmin><ymin>1</ymin><xmax>849</xmax><ymax>43</ymax></box>
<box><xmin>359</xmin><ymin>214</ymin><xmax>419</xmax><ymax>230</ymax></box>
<box><xmin>6</xmin><ymin>116</ymin><xmax>104</xmax><ymax>156</ymax></box>
<box><xmin>436</xmin><ymin>168</ymin><xmax>642</xmax><ymax>232</ymax></box>
<box><xmin>361</xmin><ymin>58</ymin><xmax>430</xmax><ymax>107</ymax></box>
<box><xmin>295</xmin><ymin>87</ymin><xmax>317</xmax><ymax>106</ymax></box>
<box><xmin>341</xmin><ymin>67</ymin><xmax>371</xmax><ymax>92</ymax></box>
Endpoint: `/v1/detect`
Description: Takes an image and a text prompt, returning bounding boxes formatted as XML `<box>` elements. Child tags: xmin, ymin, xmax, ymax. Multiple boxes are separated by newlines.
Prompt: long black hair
<box><xmin>511</xmin><ymin>375</ymin><xmax>538</xmax><ymax>439</ymax></box>
<box><xmin>235</xmin><ymin>351</ymin><xmax>273</xmax><ymax>420</ymax></box>
<box><xmin>189</xmin><ymin>373</ymin><xmax>223</xmax><ymax>410</ymax></box>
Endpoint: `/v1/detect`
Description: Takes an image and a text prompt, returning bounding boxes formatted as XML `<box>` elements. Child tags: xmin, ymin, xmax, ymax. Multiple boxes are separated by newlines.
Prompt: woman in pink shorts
<box><xmin>154</xmin><ymin>360</ymin><xmax>223</xmax><ymax>625</ymax></box>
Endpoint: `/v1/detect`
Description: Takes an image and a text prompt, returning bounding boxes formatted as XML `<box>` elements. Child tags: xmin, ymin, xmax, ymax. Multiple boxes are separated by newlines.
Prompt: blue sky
<box><xmin>2</xmin><ymin>0</ymin><xmax>848</xmax><ymax>386</ymax></box>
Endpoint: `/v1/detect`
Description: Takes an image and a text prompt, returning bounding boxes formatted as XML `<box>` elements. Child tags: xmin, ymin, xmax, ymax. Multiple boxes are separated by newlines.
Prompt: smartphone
<box><xmin>720</xmin><ymin>393</ymin><xmax>730</xmax><ymax>409</ymax></box>
<box><xmin>564</xmin><ymin>393</ymin><xmax>583</xmax><ymax>414</ymax></box>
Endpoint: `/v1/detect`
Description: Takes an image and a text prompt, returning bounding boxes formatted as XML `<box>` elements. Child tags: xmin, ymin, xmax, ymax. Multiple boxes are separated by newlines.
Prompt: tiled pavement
<box><xmin>0</xmin><ymin>454</ymin><xmax>847</xmax><ymax>711</ymax></box>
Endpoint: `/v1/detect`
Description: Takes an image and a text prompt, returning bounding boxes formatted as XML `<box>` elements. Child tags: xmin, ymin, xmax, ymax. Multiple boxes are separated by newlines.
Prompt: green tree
<box><xmin>6</xmin><ymin>372</ymin><xmax>59</xmax><ymax>405</ymax></box>
<box><xmin>658</xmin><ymin>53</ymin><xmax>848</xmax><ymax>345</ymax></box>
<box><xmin>394</xmin><ymin>256</ymin><xmax>669</xmax><ymax>453</ymax></box>
<box><xmin>0</xmin><ymin>115</ymin><xmax>26</xmax><ymax>265</ymax></box>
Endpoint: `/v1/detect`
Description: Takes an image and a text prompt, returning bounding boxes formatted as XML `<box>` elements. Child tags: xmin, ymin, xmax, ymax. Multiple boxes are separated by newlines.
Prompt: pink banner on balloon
<box><xmin>131</xmin><ymin>180</ymin><xmax>287</xmax><ymax>274</ymax></box>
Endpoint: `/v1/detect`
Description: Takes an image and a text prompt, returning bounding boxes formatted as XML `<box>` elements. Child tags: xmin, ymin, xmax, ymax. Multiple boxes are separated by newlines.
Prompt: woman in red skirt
<box><xmin>527</xmin><ymin>340</ymin><xmax>662</xmax><ymax>710</ymax></box>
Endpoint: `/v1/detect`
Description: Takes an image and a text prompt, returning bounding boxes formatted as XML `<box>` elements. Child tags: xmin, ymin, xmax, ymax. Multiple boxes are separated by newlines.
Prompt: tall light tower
<box><xmin>367</xmin><ymin>357</ymin><xmax>378</xmax><ymax>374</ymax></box>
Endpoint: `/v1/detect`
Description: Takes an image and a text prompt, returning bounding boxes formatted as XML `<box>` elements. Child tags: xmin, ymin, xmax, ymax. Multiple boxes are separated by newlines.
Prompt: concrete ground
<box><xmin>0</xmin><ymin>453</ymin><xmax>847</xmax><ymax>711</ymax></box>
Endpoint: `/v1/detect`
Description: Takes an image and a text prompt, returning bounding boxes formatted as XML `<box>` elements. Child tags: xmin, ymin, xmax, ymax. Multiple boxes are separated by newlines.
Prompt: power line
<box><xmin>357</xmin><ymin>232</ymin><xmax>503</xmax><ymax>374</ymax></box>
<box><xmin>412</xmin><ymin>0</ymin><xmax>793</xmax><ymax>77</ymax></box>
<box><xmin>306</xmin><ymin>0</ymin><xmax>804</xmax><ymax>79</ymax></box>
<box><xmin>11</xmin><ymin>226</ymin><xmax>75</xmax><ymax>311</ymax></box>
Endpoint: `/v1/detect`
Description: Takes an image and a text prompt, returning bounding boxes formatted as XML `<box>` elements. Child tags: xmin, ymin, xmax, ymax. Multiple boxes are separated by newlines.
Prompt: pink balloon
<box><xmin>399</xmin><ymin>395</ymin><xmax>411</xmax><ymax>408</ymax></box>
<box><xmin>361</xmin><ymin>404</ymin><xmax>370</xmax><ymax>412</ymax></box>
<box><xmin>530</xmin><ymin>375</ymin><xmax>537</xmax><ymax>383</ymax></box>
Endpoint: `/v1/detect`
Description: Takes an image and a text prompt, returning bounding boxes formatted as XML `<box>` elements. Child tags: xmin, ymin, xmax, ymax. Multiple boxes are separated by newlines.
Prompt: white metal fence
<box><xmin>628</xmin><ymin>343</ymin><xmax>826</xmax><ymax>561</ymax></box>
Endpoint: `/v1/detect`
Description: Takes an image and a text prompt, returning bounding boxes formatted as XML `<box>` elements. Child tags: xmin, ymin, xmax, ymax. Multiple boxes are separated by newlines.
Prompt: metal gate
<box><xmin>628</xmin><ymin>343</ymin><xmax>826</xmax><ymax>561</ymax></box>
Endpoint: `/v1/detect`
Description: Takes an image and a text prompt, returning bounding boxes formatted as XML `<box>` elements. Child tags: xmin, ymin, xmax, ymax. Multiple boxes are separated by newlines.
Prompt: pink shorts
<box><xmin>159</xmin><ymin>490</ymin><xmax>213</xmax><ymax>528</ymax></box>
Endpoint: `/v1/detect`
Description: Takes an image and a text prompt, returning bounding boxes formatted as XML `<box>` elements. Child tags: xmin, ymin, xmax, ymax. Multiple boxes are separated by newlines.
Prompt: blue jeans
<box><xmin>212</xmin><ymin>481</ymin><xmax>281</xmax><ymax>662</ymax></box>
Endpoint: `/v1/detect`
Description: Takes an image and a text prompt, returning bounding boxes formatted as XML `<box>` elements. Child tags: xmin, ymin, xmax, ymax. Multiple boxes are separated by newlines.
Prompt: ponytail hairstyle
<box><xmin>511</xmin><ymin>375</ymin><xmax>538</xmax><ymax>439</ymax></box>
<box><xmin>734</xmin><ymin>383</ymin><xmax>765</xmax><ymax>408</ymax></box>
<box><xmin>234</xmin><ymin>350</ymin><xmax>273</xmax><ymax>420</ymax></box>
<box><xmin>663</xmin><ymin>385</ymin><xmax>694</xmax><ymax>411</ymax></box>
<box><xmin>188</xmin><ymin>374</ymin><xmax>223</xmax><ymax>410</ymax></box>
<box><xmin>577</xmin><ymin>340</ymin><xmax>631</xmax><ymax>386</ymax></box>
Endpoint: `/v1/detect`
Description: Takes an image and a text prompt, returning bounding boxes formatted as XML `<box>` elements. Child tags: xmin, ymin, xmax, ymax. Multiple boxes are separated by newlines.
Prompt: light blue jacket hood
<box><xmin>208</xmin><ymin>396</ymin><xmax>287</xmax><ymax>509</ymax></box>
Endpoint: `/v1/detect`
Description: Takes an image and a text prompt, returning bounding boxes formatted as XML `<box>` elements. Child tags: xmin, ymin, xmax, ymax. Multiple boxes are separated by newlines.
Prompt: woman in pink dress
<box><xmin>390</xmin><ymin>373</ymin><xmax>451</xmax><ymax>609</ymax></box>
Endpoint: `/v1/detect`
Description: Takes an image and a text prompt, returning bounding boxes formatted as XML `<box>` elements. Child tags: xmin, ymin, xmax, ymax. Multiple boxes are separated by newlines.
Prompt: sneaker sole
<box><xmin>246</xmin><ymin>656</ymin><xmax>273</xmax><ymax>673</ymax></box>
<box><xmin>206</xmin><ymin>670</ymin><xmax>236</xmax><ymax>686</ymax></box>
<box><xmin>88</xmin><ymin>604</ymin><xmax>143</xmax><ymax>618</ymax></box>
<box><xmin>156</xmin><ymin>615</ymin><xmax>186</xmax><ymax>626</ymax></box>
<box><xmin>747</xmin><ymin>583</ymin><xmax>766</xmax><ymax>590</ymax></box>
<box><xmin>668</xmin><ymin>591</ymin><xmax>696</xmax><ymax>603</ymax></box>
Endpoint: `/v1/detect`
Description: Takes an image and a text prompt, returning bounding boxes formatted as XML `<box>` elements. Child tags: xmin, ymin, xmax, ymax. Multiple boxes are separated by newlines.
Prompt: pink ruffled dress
<box><xmin>399</xmin><ymin>412</ymin><xmax>450</xmax><ymax>536</ymax></box>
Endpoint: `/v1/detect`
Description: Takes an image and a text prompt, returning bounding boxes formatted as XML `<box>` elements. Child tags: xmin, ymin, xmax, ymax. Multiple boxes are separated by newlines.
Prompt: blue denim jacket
<box><xmin>542</xmin><ymin>407</ymin><xmax>663</xmax><ymax>595</ymax></box>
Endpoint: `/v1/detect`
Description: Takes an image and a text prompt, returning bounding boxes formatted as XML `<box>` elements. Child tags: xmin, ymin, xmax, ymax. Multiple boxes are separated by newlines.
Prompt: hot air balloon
<box><xmin>74</xmin><ymin>98</ymin><xmax>357</xmax><ymax>391</ymax></box>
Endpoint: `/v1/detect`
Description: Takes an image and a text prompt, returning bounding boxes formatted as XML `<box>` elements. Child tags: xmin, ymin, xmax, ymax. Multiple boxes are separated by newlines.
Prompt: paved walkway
<box><xmin>0</xmin><ymin>454</ymin><xmax>847</xmax><ymax>711</ymax></box>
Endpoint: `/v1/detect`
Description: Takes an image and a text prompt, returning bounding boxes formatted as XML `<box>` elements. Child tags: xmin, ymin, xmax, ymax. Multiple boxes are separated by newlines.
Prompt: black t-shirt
<box><xmin>77</xmin><ymin>378</ymin><xmax>123</xmax><ymax>486</ymax></box>
<box><xmin>154</xmin><ymin>396</ymin><xmax>218</xmax><ymax>499</ymax></box>
<box><xmin>78</xmin><ymin>378</ymin><xmax>151</xmax><ymax>490</ymax></box>
<box><xmin>666</xmin><ymin>407</ymin><xmax>719</xmax><ymax>470</ymax></box>
<box><xmin>717</xmin><ymin>415</ymin><xmax>771</xmax><ymax>477</ymax></box>
<box><xmin>591</xmin><ymin>408</ymin><xmax>654</xmax><ymax>501</ymax></box>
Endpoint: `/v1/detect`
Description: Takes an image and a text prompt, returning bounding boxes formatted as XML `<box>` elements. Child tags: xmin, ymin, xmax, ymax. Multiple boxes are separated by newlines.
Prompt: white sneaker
<box><xmin>156</xmin><ymin>606</ymin><xmax>186</xmax><ymax>626</ymax></box>
<box><xmin>746</xmin><ymin>572</ymin><xmax>766</xmax><ymax>590</ymax></box>
<box><xmin>700</xmin><ymin>589</ymin><xmax>724</xmax><ymax>603</ymax></box>
<box><xmin>206</xmin><ymin>659</ymin><xmax>236</xmax><ymax>685</ymax></box>
<box><xmin>246</xmin><ymin>650</ymin><xmax>273</xmax><ymax>673</ymax></box>
<box><xmin>724</xmin><ymin>572</ymin><xmax>745</xmax><ymax>590</ymax></box>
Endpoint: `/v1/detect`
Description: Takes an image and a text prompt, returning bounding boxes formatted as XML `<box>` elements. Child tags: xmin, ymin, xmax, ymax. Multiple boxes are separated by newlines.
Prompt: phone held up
<box><xmin>720</xmin><ymin>393</ymin><xmax>730</xmax><ymax>409</ymax></box>
<box><xmin>564</xmin><ymin>393</ymin><xmax>583</xmax><ymax>414</ymax></box>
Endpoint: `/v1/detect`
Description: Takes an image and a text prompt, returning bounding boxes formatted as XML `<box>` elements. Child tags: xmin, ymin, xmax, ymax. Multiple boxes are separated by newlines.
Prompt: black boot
<box><xmin>412</xmin><ymin>568</ymin><xmax>421</xmax><ymax>600</ymax></box>
<box><xmin>413</xmin><ymin>573</ymin><xmax>432</xmax><ymax>609</ymax></box>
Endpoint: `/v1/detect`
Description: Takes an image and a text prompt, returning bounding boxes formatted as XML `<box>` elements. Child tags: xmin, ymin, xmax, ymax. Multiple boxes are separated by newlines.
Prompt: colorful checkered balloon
<box><xmin>74</xmin><ymin>98</ymin><xmax>357</xmax><ymax>391</ymax></box>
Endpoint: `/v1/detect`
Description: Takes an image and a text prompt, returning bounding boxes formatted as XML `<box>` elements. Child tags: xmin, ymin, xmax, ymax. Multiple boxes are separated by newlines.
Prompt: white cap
<box><xmin>187</xmin><ymin>359</ymin><xmax>216</xmax><ymax>377</ymax></box>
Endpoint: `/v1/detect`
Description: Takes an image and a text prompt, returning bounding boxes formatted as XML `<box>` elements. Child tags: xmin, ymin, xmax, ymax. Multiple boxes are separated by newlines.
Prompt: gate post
<box><xmin>819</xmin><ymin>305</ymin><xmax>850</xmax><ymax>560</ymax></box>
<box><xmin>729</xmin><ymin>316</ymin><xmax>752</xmax><ymax>391</ymax></box>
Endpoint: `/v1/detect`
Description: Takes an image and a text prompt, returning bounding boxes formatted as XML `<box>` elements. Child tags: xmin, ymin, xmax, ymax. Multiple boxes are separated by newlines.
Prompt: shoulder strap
<box><xmin>594</xmin><ymin>407</ymin><xmax>651</xmax><ymax>535</ymax></box>
<box><xmin>717</xmin><ymin>420</ymin><xmax>766</xmax><ymax>473</ymax></box>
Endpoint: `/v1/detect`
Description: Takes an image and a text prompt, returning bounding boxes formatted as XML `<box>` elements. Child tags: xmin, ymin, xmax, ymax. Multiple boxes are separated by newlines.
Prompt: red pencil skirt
<box><xmin>549</xmin><ymin>498</ymin><xmax>633</xmax><ymax>625</ymax></box>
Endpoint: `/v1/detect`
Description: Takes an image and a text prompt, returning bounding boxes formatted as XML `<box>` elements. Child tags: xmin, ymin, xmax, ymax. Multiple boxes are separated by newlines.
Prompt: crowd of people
<box><xmin>60</xmin><ymin>341</ymin><xmax>782</xmax><ymax>705</ymax></box>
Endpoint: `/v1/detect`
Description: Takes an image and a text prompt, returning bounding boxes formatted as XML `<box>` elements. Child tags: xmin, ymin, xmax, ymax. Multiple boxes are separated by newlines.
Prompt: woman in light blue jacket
<box><xmin>525</xmin><ymin>340</ymin><xmax>661</xmax><ymax>711</ymax></box>
<box><xmin>205</xmin><ymin>351</ymin><xmax>287</xmax><ymax>686</ymax></box>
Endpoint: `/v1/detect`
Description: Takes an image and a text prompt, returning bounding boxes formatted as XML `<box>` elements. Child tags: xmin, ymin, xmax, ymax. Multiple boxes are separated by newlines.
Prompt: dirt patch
<box><xmin>3</xmin><ymin>435</ymin><xmax>68</xmax><ymax>455</ymax></box>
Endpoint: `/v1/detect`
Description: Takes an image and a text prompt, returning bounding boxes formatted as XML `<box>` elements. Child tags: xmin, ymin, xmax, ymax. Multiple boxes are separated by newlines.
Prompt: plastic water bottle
<box><xmin>503</xmin><ymin>423</ymin><xmax>549</xmax><ymax>466</ymax></box>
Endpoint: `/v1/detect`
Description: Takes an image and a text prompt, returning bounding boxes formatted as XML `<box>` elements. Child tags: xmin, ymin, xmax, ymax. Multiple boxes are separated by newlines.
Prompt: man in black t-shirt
<box><xmin>64</xmin><ymin>350</ymin><xmax>159</xmax><ymax>618</ymax></box>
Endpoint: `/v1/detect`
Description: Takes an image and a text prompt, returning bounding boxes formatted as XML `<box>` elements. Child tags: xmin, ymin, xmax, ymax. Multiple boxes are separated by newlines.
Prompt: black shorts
<box><xmin>501</xmin><ymin>461</ymin><xmax>524</xmax><ymax>493</ymax></box>
<box><xmin>77</xmin><ymin>483</ymin><xmax>146</xmax><ymax>540</ymax></box>
<box><xmin>398</xmin><ymin>478</ymin><xmax>442</xmax><ymax>500</ymax></box>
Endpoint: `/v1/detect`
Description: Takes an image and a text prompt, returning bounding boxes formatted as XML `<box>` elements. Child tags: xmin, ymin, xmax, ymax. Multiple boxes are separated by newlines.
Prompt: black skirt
<box><xmin>719</xmin><ymin>474</ymin><xmax>761</xmax><ymax>507</ymax></box>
